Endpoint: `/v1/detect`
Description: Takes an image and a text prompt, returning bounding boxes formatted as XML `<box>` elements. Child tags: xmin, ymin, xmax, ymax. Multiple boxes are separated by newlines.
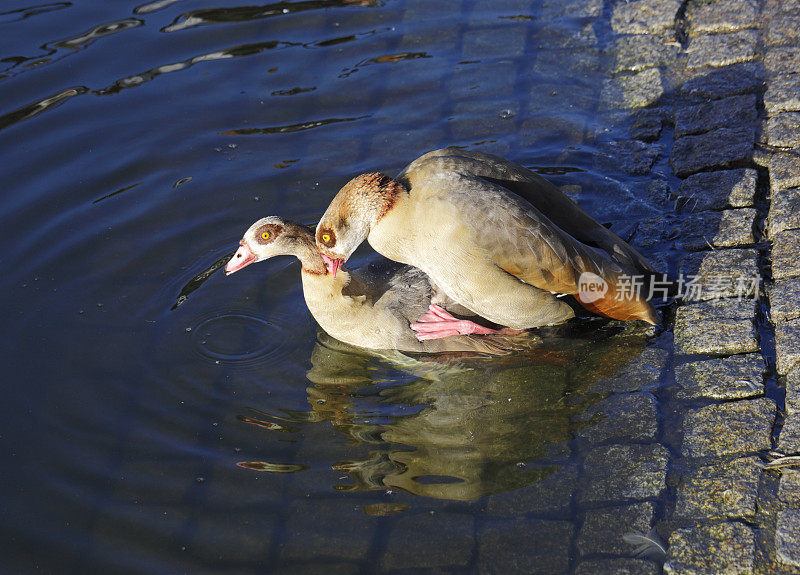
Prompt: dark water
<box><xmin>1</xmin><ymin>1</ymin><xmax>670</xmax><ymax>573</ymax></box>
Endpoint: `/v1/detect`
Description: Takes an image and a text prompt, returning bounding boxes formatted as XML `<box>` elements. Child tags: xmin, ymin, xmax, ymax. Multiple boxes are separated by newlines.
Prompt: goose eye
<box><xmin>261</xmin><ymin>231</ymin><xmax>271</xmax><ymax>240</ymax></box>
<box><xmin>321</xmin><ymin>233</ymin><xmax>331</xmax><ymax>243</ymax></box>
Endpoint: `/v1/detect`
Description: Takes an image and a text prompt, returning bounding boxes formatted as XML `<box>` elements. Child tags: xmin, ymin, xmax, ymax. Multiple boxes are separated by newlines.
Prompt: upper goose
<box><xmin>315</xmin><ymin>147</ymin><xmax>658</xmax><ymax>336</ymax></box>
<box><xmin>224</xmin><ymin>216</ymin><xmax>526</xmax><ymax>355</ymax></box>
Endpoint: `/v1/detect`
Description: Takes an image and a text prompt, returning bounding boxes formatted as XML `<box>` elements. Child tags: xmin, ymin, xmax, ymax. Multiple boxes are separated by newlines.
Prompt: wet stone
<box><xmin>674</xmin><ymin>209</ymin><xmax>757</xmax><ymax>251</ymax></box>
<box><xmin>451</xmin><ymin>101</ymin><xmax>519</xmax><ymax>140</ymax></box>
<box><xmin>670</xmin><ymin>125</ymin><xmax>754</xmax><ymax>178</ymax></box>
<box><xmin>674</xmin><ymin>299</ymin><xmax>758</xmax><ymax>356</ymax></box>
<box><xmin>674</xmin><ymin>93</ymin><xmax>756</xmax><ymax>138</ymax></box>
<box><xmin>765</xmin><ymin>74</ymin><xmax>800</xmax><ymax>115</ymax></box>
<box><xmin>686</xmin><ymin>0</ymin><xmax>758</xmax><ymax>36</ymax></box>
<box><xmin>574</xmin><ymin>393</ymin><xmax>658</xmax><ymax>446</ymax></box>
<box><xmin>678</xmin><ymin>248</ymin><xmax>759</xmax><ymax>301</ymax></box>
<box><xmin>768</xmin><ymin>279</ymin><xmax>800</xmax><ymax>324</ymax></box>
<box><xmin>613</xmin><ymin>34</ymin><xmax>679</xmax><ymax>73</ymax></box>
<box><xmin>381</xmin><ymin>512</ymin><xmax>474</xmax><ymax>570</ymax></box>
<box><xmin>778</xmin><ymin>412</ymin><xmax>800</xmax><ymax>454</ymax></box>
<box><xmin>461</xmin><ymin>27</ymin><xmax>526</xmax><ymax>60</ymax></box>
<box><xmin>485</xmin><ymin>463</ymin><xmax>577</xmax><ymax>517</ymax></box>
<box><xmin>775</xmin><ymin>318</ymin><xmax>800</xmax><ymax>375</ymax></box>
<box><xmin>770</xmin><ymin>230</ymin><xmax>800</xmax><ymax>280</ymax></box>
<box><xmin>589</xmin><ymin>346</ymin><xmax>668</xmax><ymax>394</ymax></box>
<box><xmin>675</xmin><ymin>168</ymin><xmax>757</xmax><ymax>211</ymax></box>
<box><xmin>596</xmin><ymin>140</ymin><xmax>661</xmax><ymax>175</ymax></box>
<box><xmin>766</xmin><ymin>112</ymin><xmax>800</xmax><ymax>148</ymax></box>
<box><xmin>778</xmin><ymin>469</ymin><xmax>800</xmax><ymax>507</ymax></box>
<box><xmin>610</xmin><ymin>0</ymin><xmax>682</xmax><ymax>35</ymax></box>
<box><xmin>579</xmin><ymin>443</ymin><xmax>669</xmax><ymax>505</ymax></box>
<box><xmin>477</xmin><ymin>518</ymin><xmax>572</xmax><ymax>574</ymax></box>
<box><xmin>575</xmin><ymin>558</ymin><xmax>659</xmax><ymax>575</ymax></box>
<box><xmin>681</xmin><ymin>398</ymin><xmax>775</xmax><ymax>459</ymax></box>
<box><xmin>280</xmin><ymin>500</ymin><xmax>374</xmax><ymax>562</ymax></box>
<box><xmin>767</xmin><ymin>188</ymin><xmax>800</xmax><ymax>237</ymax></box>
<box><xmin>680</xmin><ymin>62</ymin><xmax>764</xmax><ymax>102</ymax></box>
<box><xmin>630</xmin><ymin>108</ymin><xmax>663</xmax><ymax>141</ymax></box>
<box><xmin>685</xmin><ymin>30</ymin><xmax>758</xmax><ymax>69</ymax></box>
<box><xmin>776</xmin><ymin>510</ymin><xmax>800</xmax><ymax>569</ymax></box>
<box><xmin>576</xmin><ymin>502</ymin><xmax>655</xmax><ymax>557</ymax></box>
<box><xmin>601</xmin><ymin>68</ymin><xmax>664</xmax><ymax>110</ymax></box>
<box><xmin>663</xmin><ymin>522</ymin><xmax>755</xmax><ymax>575</ymax></box>
<box><xmin>539</xmin><ymin>0</ymin><xmax>602</xmax><ymax>19</ymax></box>
<box><xmin>673</xmin><ymin>456</ymin><xmax>762</xmax><ymax>521</ymax></box>
<box><xmin>767</xmin><ymin>153</ymin><xmax>800</xmax><ymax>195</ymax></box>
<box><xmin>675</xmin><ymin>353</ymin><xmax>765</xmax><ymax>401</ymax></box>
<box><xmin>765</xmin><ymin>46</ymin><xmax>800</xmax><ymax>78</ymax></box>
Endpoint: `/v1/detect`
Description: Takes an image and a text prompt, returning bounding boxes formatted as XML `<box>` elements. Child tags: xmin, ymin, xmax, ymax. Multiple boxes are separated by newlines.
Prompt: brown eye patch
<box><xmin>256</xmin><ymin>223</ymin><xmax>282</xmax><ymax>243</ymax></box>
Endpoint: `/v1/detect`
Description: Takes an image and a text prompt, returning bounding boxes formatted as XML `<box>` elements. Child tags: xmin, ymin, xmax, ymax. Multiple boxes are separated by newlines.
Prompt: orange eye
<box><xmin>321</xmin><ymin>233</ymin><xmax>331</xmax><ymax>243</ymax></box>
<box><xmin>261</xmin><ymin>231</ymin><xmax>271</xmax><ymax>240</ymax></box>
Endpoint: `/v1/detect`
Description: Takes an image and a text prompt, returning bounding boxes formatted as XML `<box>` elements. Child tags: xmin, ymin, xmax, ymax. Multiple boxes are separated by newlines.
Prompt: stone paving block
<box><xmin>446</xmin><ymin>61</ymin><xmax>517</xmax><ymax>98</ymax></box>
<box><xmin>766</xmin><ymin>112</ymin><xmax>800</xmax><ymax>148</ymax></box>
<box><xmin>520</xmin><ymin>116</ymin><xmax>586</xmax><ymax>148</ymax></box>
<box><xmin>768</xmin><ymin>279</ymin><xmax>800</xmax><ymax>324</ymax></box>
<box><xmin>613</xmin><ymin>34</ymin><xmax>679</xmax><ymax>73</ymax></box>
<box><xmin>686</xmin><ymin>30</ymin><xmax>758</xmax><ymax>69</ymax></box>
<box><xmin>485</xmin><ymin>463</ymin><xmax>577</xmax><ymax>517</ymax></box>
<box><xmin>576</xmin><ymin>502</ymin><xmax>655</xmax><ymax>556</ymax></box>
<box><xmin>778</xmin><ymin>413</ymin><xmax>800</xmax><ymax>454</ymax></box>
<box><xmin>579</xmin><ymin>443</ymin><xmax>669</xmax><ymax>505</ymax></box>
<box><xmin>630</xmin><ymin>107</ymin><xmax>663</xmax><ymax>141</ymax></box>
<box><xmin>686</xmin><ymin>0</ymin><xmax>758</xmax><ymax>36</ymax></box>
<box><xmin>675</xmin><ymin>168</ymin><xmax>757</xmax><ymax>211</ymax></box>
<box><xmin>670</xmin><ymin>125</ymin><xmax>754</xmax><ymax>178</ymax></box>
<box><xmin>776</xmin><ymin>510</ymin><xmax>800</xmax><ymax>569</ymax></box>
<box><xmin>778</xmin><ymin>469</ymin><xmax>800</xmax><ymax>507</ymax></box>
<box><xmin>767</xmin><ymin>153</ymin><xmax>800</xmax><ymax>194</ymax></box>
<box><xmin>539</xmin><ymin>0</ymin><xmax>602</xmax><ymax>19</ymax></box>
<box><xmin>680</xmin><ymin>62</ymin><xmax>764</xmax><ymax>102</ymax></box>
<box><xmin>675</xmin><ymin>353</ymin><xmax>765</xmax><ymax>401</ymax></box>
<box><xmin>674</xmin><ymin>209</ymin><xmax>757</xmax><ymax>251</ymax></box>
<box><xmin>381</xmin><ymin>512</ymin><xmax>474</xmax><ymax>570</ymax></box>
<box><xmin>610</xmin><ymin>0</ymin><xmax>682</xmax><ymax>35</ymax></box>
<box><xmin>674</xmin><ymin>299</ymin><xmax>758</xmax><ymax>356</ymax></box>
<box><xmin>673</xmin><ymin>456</ymin><xmax>762</xmax><ymax>521</ymax></box>
<box><xmin>681</xmin><ymin>398</ymin><xmax>775</xmax><ymax>459</ymax></box>
<box><xmin>461</xmin><ymin>27</ymin><xmax>526</xmax><ymax>60</ymax></box>
<box><xmin>765</xmin><ymin>46</ymin><xmax>800</xmax><ymax>78</ymax></box>
<box><xmin>280</xmin><ymin>499</ymin><xmax>374</xmax><ymax>562</ymax></box>
<box><xmin>601</xmin><ymin>68</ymin><xmax>664</xmax><ymax>110</ymax></box>
<box><xmin>450</xmin><ymin>100</ymin><xmax>519</xmax><ymax>140</ymax></box>
<box><xmin>678</xmin><ymin>248</ymin><xmax>759</xmax><ymax>300</ymax></box>
<box><xmin>765</xmin><ymin>75</ymin><xmax>800</xmax><ymax>115</ymax></box>
<box><xmin>771</xmin><ymin>230</ymin><xmax>800</xmax><ymax>280</ymax></box>
<box><xmin>575</xmin><ymin>558</ymin><xmax>659</xmax><ymax>575</ymax></box>
<box><xmin>776</xmin><ymin>318</ymin><xmax>800</xmax><ymax>375</ymax></box>
<box><xmin>477</xmin><ymin>518</ymin><xmax>572</xmax><ymax>574</ymax></box>
<box><xmin>786</xmin><ymin>367</ymin><xmax>800</xmax><ymax>415</ymax></box>
<box><xmin>770</xmin><ymin>187</ymin><xmax>800</xmax><ymax>236</ymax></box>
<box><xmin>596</xmin><ymin>139</ymin><xmax>661</xmax><ymax>175</ymax></box>
<box><xmin>674</xmin><ymin>93</ymin><xmax>756</xmax><ymax>138</ymax></box>
<box><xmin>765</xmin><ymin>10</ymin><xmax>800</xmax><ymax>46</ymax></box>
<box><xmin>663</xmin><ymin>522</ymin><xmax>755</xmax><ymax>575</ymax></box>
<box><xmin>589</xmin><ymin>346</ymin><xmax>668</xmax><ymax>394</ymax></box>
<box><xmin>574</xmin><ymin>393</ymin><xmax>658</xmax><ymax>446</ymax></box>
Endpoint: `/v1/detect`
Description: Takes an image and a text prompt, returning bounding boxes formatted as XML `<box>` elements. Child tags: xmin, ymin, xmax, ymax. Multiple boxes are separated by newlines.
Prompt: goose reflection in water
<box><xmin>295</xmin><ymin>325</ymin><xmax>648</xmax><ymax>501</ymax></box>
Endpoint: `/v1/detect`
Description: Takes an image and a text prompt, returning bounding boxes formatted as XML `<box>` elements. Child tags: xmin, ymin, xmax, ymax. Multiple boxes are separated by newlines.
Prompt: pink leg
<box><xmin>411</xmin><ymin>305</ymin><xmax>524</xmax><ymax>341</ymax></box>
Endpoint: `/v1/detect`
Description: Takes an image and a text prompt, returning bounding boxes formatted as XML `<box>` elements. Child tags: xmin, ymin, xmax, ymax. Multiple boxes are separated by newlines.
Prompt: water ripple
<box><xmin>219</xmin><ymin>115</ymin><xmax>370</xmax><ymax>136</ymax></box>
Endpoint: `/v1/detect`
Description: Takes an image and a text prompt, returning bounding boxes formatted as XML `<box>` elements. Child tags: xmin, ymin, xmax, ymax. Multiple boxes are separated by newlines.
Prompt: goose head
<box><xmin>315</xmin><ymin>172</ymin><xmax>403</xmax><ymax>275</ymax></box>
<box><xmin>225</xmin><ymin>216</ymin><xmax>325</xmax><ymax>275</ymax></box>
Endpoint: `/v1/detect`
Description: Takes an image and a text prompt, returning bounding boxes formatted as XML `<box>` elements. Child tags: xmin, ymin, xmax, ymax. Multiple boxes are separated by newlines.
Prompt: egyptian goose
<box><xmin>224</xmin><ymin>217</ymin><xmax>524</xmax><ymax>354</ymax></box>
<box><xmin>315</xmin><ymin>147</ymin><xmax>658</xmax><ymax>336</ymax></box>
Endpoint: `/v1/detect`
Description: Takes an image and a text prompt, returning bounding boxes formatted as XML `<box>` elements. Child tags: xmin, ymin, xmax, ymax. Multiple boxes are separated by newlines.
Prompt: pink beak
<box><xmin>321</xmin><ymin>253</ymin><xmax>344</xmax><ymax>277</ymax></box>
<box><xmin>225</xmin><ymin>241</ymin><xmax>257</xmax><ymax>275</ymax></box>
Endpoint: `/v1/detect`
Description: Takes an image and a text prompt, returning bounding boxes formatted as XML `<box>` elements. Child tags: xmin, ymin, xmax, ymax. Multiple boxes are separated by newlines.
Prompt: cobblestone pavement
<box><xmin>599</xmin><ymin>0</ymin><xmax>800</xmax><ymax>572</ymax></box>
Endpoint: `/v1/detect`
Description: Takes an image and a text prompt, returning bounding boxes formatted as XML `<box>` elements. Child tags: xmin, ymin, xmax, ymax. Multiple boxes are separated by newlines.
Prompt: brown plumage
<box><xmin>225</xmin><ymin>216</ymin><xmax>528</xmax><ymax>354</ymax></box>
<box><xmin>315</xmin><ymin>147</ymin><xmax>659</xmax><ymax>329</ymax></box>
